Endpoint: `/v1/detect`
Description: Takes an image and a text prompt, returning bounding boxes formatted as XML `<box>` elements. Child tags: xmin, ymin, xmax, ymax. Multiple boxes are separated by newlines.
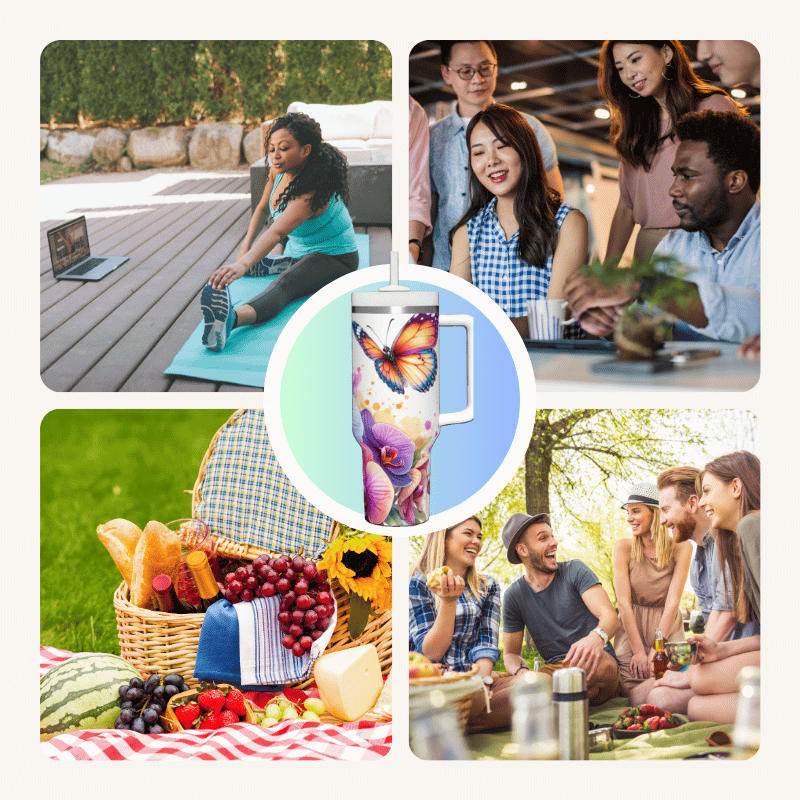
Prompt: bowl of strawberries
<box><xmin>611</xmin><ymin>704</ymin><xmax>684</xmax><ymax>738</ymax></box>
<box><xmin>164</xmin><ymin>683</ymin><xmax>256</xmax><ymax>732</ymax></box>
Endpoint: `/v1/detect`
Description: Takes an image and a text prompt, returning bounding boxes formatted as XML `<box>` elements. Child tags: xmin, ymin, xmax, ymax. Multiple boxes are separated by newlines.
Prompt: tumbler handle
<box><xmin>439</xmin><ymin>315</ymin><xmax>474</xmax><ymax>427</ymax></box>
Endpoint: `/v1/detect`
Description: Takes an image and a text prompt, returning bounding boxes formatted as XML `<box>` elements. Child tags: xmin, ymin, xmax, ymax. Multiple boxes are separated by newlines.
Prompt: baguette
<box><xmin>130</xmin><ymin>521</ymin><xmax>182</xmax><ymax>609</ymax></box>
<box><xmin>96</xmin><ymin>519</ymin><xmax>143</xmax><ymax>586</ymax></box>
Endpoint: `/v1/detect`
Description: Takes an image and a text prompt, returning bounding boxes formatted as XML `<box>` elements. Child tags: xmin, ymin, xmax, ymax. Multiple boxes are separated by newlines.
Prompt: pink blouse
<box><xmin>618</xmin><ymin>94</ymin><xmax>738</xmax><ymax>229</ymax></box>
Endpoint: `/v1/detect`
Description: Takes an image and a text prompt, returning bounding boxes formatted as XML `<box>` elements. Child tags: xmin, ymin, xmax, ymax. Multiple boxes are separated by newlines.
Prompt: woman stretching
<box><xmin>613</xmin><ymin>482</ymin><xmax>691</xmax><ymax>705</ymax></box>
<box><xmin>409</xmin><ymin>518</ymin><xmax>517</xmax><ymax>732</ymax></box>
<box><xmin>201</xmin><ymin>112</ymin><xmax>358</xmax><ymax>351</ymax></box>
<box><xmin>598</xmin><ymin>40</ymin><xmax>739</xmax><ymax>261</ymax></box>
<box><xmin>449</xmin><ymin>103</ymin><xmax>587</xmax><ymax>338</ymax></box>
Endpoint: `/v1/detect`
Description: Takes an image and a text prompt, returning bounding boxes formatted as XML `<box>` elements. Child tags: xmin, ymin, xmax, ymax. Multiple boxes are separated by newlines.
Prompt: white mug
<box><xmin>527</xmin><ymin>299</ymin><xmax>575</xmax><ymax>340</ymax></box>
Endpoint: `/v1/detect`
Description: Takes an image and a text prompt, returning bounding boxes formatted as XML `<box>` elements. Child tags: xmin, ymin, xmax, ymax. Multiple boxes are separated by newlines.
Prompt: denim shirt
<box><xmin>429</xmin><ymin>105</ymin><xmax>557</xmax><ymax>271</ymax></box>
<box><xmin>689</xmin><ymin>529</ymin><xmax>715</xmax><ymax>621</ymax></box>
<box><xmin>654</xmin><ymin>198</ymin><xmax>760</xmax><ymax>343</ymax></box>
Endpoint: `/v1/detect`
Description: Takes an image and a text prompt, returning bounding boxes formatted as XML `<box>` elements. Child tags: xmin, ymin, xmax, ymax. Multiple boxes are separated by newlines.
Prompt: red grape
<box><xmin>245</xmin><ymin>576</ymin><xmax>259</xmax><ymax>590</ymax></box>
<box><xmin>314</xmin><ymin>569</ymin><xmax>328</xmax><ymax>584</ymax></box>
<box><xmin>275</xmin><ymin>577</ymin><xmax>291</xmax><ymax>594</ymax></box>
<box><xmin>245</xmin><ymin>565</ymin><xmax>256</xmax><ymax>577</ymax></box>
<box><xmin>280</xmin><ymin>622</ymin><xmax>291</xmax><ymax>634</ymax></box>
<box><xmin>299</xmin><ymin>635</ymin><xmax>313</xmax><ymax>651</ymax></box>
<box><xmin>326</xmin><ymin>603</ymin><xmax>335</xmax><ymax>618</ymax></box>
<box><xmin>316</xmin><ymin>617</ymin><xmax>330</xmax><ymax>631</ymax></box>
<box><xmin>289</xmin><ymin>623</ymin><xmax>303</xmax><ymax>638</ymax></box>
<box><xmin>292</xmin><ymin>556</ymin><xmax>306</xmax><ymax>572</ymax></box>
<box><xmin>277</xmin><ymin>610</ymin><xmax>291</xmax><ymax>625</ymax></box>
<box><xmin>224</xmin><ymin>573</ymin><xmax>236</xmax><ymax>585</ymax></box>
<box><xmin>291</xmin><ymin>642</ymin><xmax>305</xmax><ymax>658</ymax></box>
<box><xmin>242</xmin><ymin>589</ymin><xmax>254</xmax><ymax>602</ymax></box>
<box><xmin>235</xmin><ymin>567</ymin><xmax>248</xmax><ymax>581</ymax></box>
<box><xmin>230</xmin><ymin>580</ymin><xmax>244</xmax><ymax>594</ymax></box>
<box><xmin>296</xmin><ymin>594</ymin><xmax>313</xmax><ymax>610</ymax></box>
<box><xmin>302</xmin><ymin>563</ymin><xmax>317</xmax><ymax>581</ymax></box>
<box><xmin>272</xmin><ymin>558</ymin><xmax>288</xmax><ymax>574</ymax></box>
<box><xmin>282</xmin><ymin>590</ymin><xmax>297</xmax><ymax>606</ymax></box>
<box><xmin>313</xmin><ymin>604</ymin><xmax>327</xmax><ymax>618</ymax></box>
<box><xmin>316</xmin><ymin>592</ymin><xmax>331</xmax><ymax>606</ymax></box>
<box><xmin>284</xmin><ymin>568</ymin><xmax>298</xmax><ymax>582</ymax></box>
<box><xmin>257</xmin><ymin>565</ymin><xmax>271</xmax><ymax>580</ymax></box>
<box><xmin>294</xmin><ymin>578</ymin><xmax>309</xmax><ymax>595</ymax></box>
<box><xmin>291</xmin><ymin>609</ymin><xmax>305</xmax><ymax>625</ymax></box>
<box><xmin>265</xmin><ymin>569</ymin><xmax>279</xmax><ymax>584</ymax></box>
<box><xmin>282</xmin><ymin>634</ymin><xmax>296</xmax><ymax>649</ymax></box>
<box><xmin>304</xmin><ymin>609</ymin><xmax>318</xmax><ymax>626</ymax></box>
<box><xmin>253</xmin><ymin>555</ymin><xmax>268</xmax><ymax>569</ymax></box>
<box><xmin>261</xmin><ymin>582</ymin><xmax>276</xmax><ymax>597</ymax></box>
<box><xmin>311</xmin><ymin>629</ymin><xmax>324</xmax><ymax>641</ymax></box>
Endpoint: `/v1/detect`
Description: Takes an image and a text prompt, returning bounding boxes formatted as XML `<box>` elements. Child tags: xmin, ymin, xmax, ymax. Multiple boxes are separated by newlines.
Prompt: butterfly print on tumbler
<box><xmin>352</xmin><ymin>313</ymin><xmax>439</xmax><ymax>394</ymax></box>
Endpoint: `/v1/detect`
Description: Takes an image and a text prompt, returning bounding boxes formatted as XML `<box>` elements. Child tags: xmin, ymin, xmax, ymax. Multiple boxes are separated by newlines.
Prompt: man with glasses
<box><xmin>428</xmin><ymin>41</ymin><xmax>564</xmax><ymax>270</ymax></box>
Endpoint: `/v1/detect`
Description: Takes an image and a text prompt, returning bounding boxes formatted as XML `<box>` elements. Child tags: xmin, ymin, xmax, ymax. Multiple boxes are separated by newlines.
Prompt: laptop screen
<box><xmin>48</xmin><ymin>217</ymin><xmax>90</xmax><ymax>275</ymax></box>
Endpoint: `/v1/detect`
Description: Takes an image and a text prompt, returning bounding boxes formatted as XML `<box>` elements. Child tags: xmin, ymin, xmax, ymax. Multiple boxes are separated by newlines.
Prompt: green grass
<box><xmin>40</xmin><ymin>158</ymin><xmax>87</xmax><ymax>184</ymax></box>
<box><xmin>40</xmin><ymin>409</ymin><xmax>235</xmax><ymax>655</ymax></box>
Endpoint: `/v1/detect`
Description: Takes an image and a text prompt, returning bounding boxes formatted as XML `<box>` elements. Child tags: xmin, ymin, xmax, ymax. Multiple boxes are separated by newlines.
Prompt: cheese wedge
<box><xmin>313</xmin><ymin>644</ymin><xmax>382</xmax><ymax>722</ymax></box>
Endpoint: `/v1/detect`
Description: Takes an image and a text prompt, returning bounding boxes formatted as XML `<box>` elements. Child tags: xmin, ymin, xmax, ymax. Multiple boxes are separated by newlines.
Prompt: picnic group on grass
<box><xmin>409</xmin><ymin>40</ymin><xmax>761</xmax><ymax>351</ymax></box>
<box><xmin>409</xmin><ymin>451</ymin><xmax>760</xmax><ymax>733</ymax></box>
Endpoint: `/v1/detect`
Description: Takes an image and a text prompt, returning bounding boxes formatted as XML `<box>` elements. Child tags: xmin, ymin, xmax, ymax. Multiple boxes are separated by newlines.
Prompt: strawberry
<box><xmin>645</xmin><ymin>715</ymin><xmax>661</xmax><ymax>730</ymax></box>
<box><xmin>224</xmin><ymin>689</ymin><xmax>247</xmax><ymax>717</ymax></box>
<box><xmin>198</xmin><ymin>689</ymin><xmax>226</xmax><ymax>714</ymax></box>
<box><xmin>639</xmin><ymin>704</ymin><xmax>664</xmax><ymax>718</ymax></box>
<box><xmin>217</xmin><ymin>710</ymin><xmax>240</xmax><ymax>727</ymax></box>
<box><xmin>199</xmin><ymin>712</ymin><xmax>223</xmax><ymax>729</ymax></box>
<box><xmin>173</xmin><ymin>702</ymin><xmax>201</xmax><ymax>729</ymax></box>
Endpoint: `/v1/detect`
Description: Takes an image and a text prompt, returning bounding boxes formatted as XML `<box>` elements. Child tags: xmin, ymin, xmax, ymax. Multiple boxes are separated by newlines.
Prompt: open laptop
<box><xmin>47</xmin><ymin>216</ymin><xmax>129</xmax><ymax>281</ymax></box>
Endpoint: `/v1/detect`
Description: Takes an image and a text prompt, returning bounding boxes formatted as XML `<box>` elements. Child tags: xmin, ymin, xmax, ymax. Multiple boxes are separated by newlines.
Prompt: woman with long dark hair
<box><xmin>598</xmin><ymin>40</ymin><xmax>739</xmax><ymax>261</ymax></box>
<box><xmin>409</xmin><ymin>518</ymin><xmax>518</xmax><ymax>731</ymax></box>
<box><xmin>449</xmin><ymin>103</ymin><xmax>587</xmax><ymax>338</ymax></box>
<box><xmin>686</xmin><ymin>451</ymin><xmax>760</xmax><ymax>723</ymax></box>
<box><xmin>200</xmin><ymin>112</ymin><xmax>358</xmax><ymax>351</ymax></box>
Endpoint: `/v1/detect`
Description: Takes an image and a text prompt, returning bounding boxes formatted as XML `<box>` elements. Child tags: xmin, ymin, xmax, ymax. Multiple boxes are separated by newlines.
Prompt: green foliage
<box><xmin>40</xmin><ymin>409</ymin><xmax>235</xmax><ymax>654</ymax></box>
<box><xmin>495</xmin><ymin>639</ymin><xmax>540</xmax><ymax>673</ymax></box>
<box><xmin>41</xmin><ymin>41</ymin><xmax>391</xmax><ymax>126</ymax></box>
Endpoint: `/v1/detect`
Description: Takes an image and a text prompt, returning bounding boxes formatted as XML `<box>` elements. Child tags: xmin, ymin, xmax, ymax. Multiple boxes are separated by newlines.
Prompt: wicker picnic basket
<box><xmin>408</xmin><ymin>665</ymin><xmax>480</xmax><ymax>733</ymax></box>
<box><xmin>113</xmin><ymin>410</ymin><xmax>392</xmax><ymax>697</ymax></box>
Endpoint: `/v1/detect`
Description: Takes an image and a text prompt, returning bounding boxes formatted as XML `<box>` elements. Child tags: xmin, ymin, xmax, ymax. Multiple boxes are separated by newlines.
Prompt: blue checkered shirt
<box><xmin>409</xmin><ymin>571</ymin><xmax>501</xmax><ymax>672</ymax></box>
<box><xmin>466</xmin><ymin>199</ymin><xmax>572</xmax><ymax>318</ymax></box>
<box><xmin>429</xmin><ymin>105</ymin><xmax>557</xmax><ymax>271</ymax></box>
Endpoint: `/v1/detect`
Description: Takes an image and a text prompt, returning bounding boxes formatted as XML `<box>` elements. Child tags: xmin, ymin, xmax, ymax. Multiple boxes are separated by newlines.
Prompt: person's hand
<box><xmin>564</xmin><ymin>272</ymin><xmax>636</xmax><ymax>323</ymax></box>
<box><xmin>738</xmin><ymin>334</ymin><xmax>760</xmax><ymax>360</ymax></box>
<box><xmin>577</xmin><ymin>306</ymin><xmax>625</xmax><ymax>337</ymax></box>
<box><xmin>208</xmin><ymin>261</ymin><xmax>248</xmax><ymax>289</ymax></box>
<box><xmin>430</xmin><ymin>571</ymin><xmax>465</xmax><ymax>603</ymax></box>
<box><xmin>688</xmin><ymin>634</ymin><xmax>720</xmax><ymax>665</ymax></box>
<box><xmin>564</xmin><ymin>632</ymin><xmax>605</xmax><ymax>680</ymax></box>
<box><xmin>630</xmin><ymin>651</ymin><xmax>650</xmax><ymax>680</ymax></box>
<box><xmin>652</xmin><ymin>668</ymin><xmax>690</xmax><ymax>690</ymax></box>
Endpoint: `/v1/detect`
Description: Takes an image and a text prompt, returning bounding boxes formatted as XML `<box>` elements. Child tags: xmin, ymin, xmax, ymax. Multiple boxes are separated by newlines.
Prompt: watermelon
<box><xmin>40</xmin><ymin>653</ymin><xmax>142</xmax><ymax>740</ymax></box>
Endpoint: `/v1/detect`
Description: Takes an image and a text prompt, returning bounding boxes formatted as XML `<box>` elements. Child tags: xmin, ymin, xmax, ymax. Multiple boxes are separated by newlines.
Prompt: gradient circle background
<box><xmin>277</xmin><ymin>276</ymin><xmax>522</xmax><ymax>523</ymax></box>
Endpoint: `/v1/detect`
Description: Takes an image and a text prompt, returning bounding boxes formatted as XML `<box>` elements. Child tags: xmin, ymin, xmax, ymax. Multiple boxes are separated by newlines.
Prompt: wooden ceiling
<box><xmin>410</xmin><ymin>40</ymin><xmax>761</xmax><ymax>150</ymax></box>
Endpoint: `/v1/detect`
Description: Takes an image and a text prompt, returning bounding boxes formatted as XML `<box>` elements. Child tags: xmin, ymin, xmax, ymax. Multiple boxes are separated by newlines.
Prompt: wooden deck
<box><xmin>40</xmin><ymin>168</ymin><xmax>391</xmax><ymax>392</ymax></box>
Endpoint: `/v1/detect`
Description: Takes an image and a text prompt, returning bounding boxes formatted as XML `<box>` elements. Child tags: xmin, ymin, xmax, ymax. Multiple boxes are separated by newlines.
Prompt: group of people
<box><xmin>409</xmin><ymin>451</ymin><xmax>760</xmax><ymax>732</ymax></box>
<box><xmin>410</xmin><ymin>40</ymin><xmax>761</xmax><ymax>347</ymax></box>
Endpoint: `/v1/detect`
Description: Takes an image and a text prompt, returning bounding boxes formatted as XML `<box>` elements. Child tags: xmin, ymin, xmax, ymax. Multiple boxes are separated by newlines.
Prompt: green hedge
<box><xmin>41</xmin><ymin>40</ymin><xmax>391</xmax><ymax>126</ymax></box>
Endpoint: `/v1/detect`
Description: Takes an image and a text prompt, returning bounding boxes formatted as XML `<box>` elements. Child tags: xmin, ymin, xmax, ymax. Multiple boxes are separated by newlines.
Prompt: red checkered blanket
<box><xmin>40</xmin><ymin>647</ymin><xmax>391</xmax><ymax>761</ymax></box>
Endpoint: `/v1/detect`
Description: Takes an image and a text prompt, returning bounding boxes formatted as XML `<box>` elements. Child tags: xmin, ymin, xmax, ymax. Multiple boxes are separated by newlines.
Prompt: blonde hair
<box><xmin>630</xmin><ymin>505</ymin><xmax>674</xmax><ymax>570</ymax></box>
<box><xmin>410</xmin><ymin>517</ymin><xmax>486</xmax><ymax>602</ymax></box>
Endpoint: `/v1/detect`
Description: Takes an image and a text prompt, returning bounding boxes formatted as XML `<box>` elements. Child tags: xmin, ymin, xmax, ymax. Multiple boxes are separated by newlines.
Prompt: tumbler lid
<box><xmin>352</xmin><ymin>252</ymin><xmax>438</xmax><ymax>312</ymax></box>
<box><xmin>552</xmin><ymin>667</ymin><xmax>587</xmax><ymax>695</ymax></box>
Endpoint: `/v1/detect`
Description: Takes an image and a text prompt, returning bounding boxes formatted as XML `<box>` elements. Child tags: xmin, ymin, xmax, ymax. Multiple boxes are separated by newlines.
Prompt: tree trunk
<box><xmin>525</xmin><ymin>419</ymin><xmax>552</xmax><ymax>514</ymax></box>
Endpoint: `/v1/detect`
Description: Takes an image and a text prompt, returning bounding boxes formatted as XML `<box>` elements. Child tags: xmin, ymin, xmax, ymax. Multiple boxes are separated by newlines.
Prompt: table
<box><xmin>528</xmin><ymin>342</ymin><xmax>759</xmax><ymax>392</ymax></box>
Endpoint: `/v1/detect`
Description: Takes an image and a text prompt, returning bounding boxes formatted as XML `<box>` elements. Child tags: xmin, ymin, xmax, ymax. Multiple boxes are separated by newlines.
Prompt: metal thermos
<box><xmin>552</xmin><ymin>667</ymin><xmax>589</xmax><ymax>760</ymax></box>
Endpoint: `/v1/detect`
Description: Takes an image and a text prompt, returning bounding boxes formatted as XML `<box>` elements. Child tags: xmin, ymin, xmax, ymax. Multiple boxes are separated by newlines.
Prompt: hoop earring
<box><xmin>629</xmin><ymin>91</ymin><xmax>641</xmax><ymax>99</ymax></box>
<box><xmin>662</xmin><ymin>61</ymin><xmax>673</xmax><ymax>81</ymax></box>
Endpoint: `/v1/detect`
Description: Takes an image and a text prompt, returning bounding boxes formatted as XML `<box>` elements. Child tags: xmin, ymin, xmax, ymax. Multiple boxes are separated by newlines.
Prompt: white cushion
<box><xmin>287</xmin><ymin>101</ymin><xmax>392</xmax><ymax>141</ymax></box>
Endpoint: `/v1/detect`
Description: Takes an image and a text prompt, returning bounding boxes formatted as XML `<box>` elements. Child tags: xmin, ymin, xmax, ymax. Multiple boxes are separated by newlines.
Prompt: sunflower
<box><xmin>318</xmin><ymin>532</ymin><xmax>392</xmax><ymax>611</ymax></box>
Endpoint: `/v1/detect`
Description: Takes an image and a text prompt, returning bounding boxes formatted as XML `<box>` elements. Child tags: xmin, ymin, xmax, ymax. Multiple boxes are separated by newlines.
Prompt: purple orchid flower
<box><xmin>360</xmin><ymin>408</ymin><xmax>414</xmax><ymax>488</ymax></box>
<box><xmin>361</xmin><ymin>445</ymin><xmax>394</xmax><ymax>525</ymax></box>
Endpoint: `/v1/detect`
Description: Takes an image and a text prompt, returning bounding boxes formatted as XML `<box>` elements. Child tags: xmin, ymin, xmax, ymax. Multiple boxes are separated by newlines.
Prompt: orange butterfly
<box><xmin>353</xmin><ymin>313</ymin><xmax>438</xmax><ymax>394</ymax></box>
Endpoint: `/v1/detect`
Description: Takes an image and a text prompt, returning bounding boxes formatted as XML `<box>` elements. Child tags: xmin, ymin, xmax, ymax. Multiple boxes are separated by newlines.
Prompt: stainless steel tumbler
<box><xmin>552</xmin><ymin>667</ymin><xmax>589</xmax><ymax>760</ymax></box>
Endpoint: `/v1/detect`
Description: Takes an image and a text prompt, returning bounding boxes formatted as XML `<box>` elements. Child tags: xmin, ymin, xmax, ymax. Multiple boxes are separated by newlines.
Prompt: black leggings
<box><xmin>247</xmin><ymin>250</ymin><xmax>359</xmax><ymax>324</ymax></box>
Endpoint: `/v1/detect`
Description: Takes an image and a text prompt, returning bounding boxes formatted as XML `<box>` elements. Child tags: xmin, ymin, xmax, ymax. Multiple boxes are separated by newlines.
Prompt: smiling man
<box><xmin>428</xmin><ymin>41</ymin><xmax>563</xmax><ymax>270</ymax></box>
<box><xmin>500</xmin><ymin>513</ymin><xmax>621</xmax><ymax>704</ymax></box>
<box><xmin>565</xmin><ymin>110</ymin><xmax>760</xmax><ymax>344</ymax></box>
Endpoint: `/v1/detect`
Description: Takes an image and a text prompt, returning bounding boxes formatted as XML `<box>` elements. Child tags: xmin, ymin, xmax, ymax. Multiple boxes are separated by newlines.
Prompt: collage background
<box><xmin>7</xmin><ymin>1</ymin><xmax>799</xmax><ymax>796</ymax></box>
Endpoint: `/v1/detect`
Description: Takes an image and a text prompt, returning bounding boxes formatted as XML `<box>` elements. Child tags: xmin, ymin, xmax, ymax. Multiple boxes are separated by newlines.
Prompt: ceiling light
<box><xmin>510</xmin><ymin>81</ymin><xmax>527</xmax><ymax>91</ymax></box>
<box><xmin>594</xmin><ymin>107</ymin><xmax>610</xmax><ymax>120</ymax></box>
<box><xmin>731</xmin><ymin>88</ymin><xmax>747</xmax><ymax>99</ymax></box>
<box><xmin>585</xmin><ymin>183</ymin><xmax>595</xmax><ymax>194</ymax></box>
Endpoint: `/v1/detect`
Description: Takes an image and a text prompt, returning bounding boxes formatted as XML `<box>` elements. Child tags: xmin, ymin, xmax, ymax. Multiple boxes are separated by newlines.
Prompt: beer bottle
<box><xmin>652</xmin><ymin>628</ymin><xmax>669</xmax><ymax>679</ymax></box>
<box><xmin>185</xmin><ymin>550</ymin><xmax>223</xmax><ymax>611</ymax></box>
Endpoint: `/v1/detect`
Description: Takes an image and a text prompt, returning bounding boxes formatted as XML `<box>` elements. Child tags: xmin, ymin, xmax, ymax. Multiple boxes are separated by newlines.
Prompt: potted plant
<box><xmin>580</xmin><ymin>254</ymin><xmax>694</xmax><ymax>361</ymax></box>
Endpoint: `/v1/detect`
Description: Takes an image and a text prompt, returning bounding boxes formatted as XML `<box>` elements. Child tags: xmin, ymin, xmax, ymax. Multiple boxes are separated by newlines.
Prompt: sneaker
<box><xmin>247</xmin><ymin>254</ymin><xmax>296</xmax><ymax>277</ymax></box>
<box><xmin>200</xmin><ymin>284</ymin><xmax>235</xmax><ymax>352</ymax></box>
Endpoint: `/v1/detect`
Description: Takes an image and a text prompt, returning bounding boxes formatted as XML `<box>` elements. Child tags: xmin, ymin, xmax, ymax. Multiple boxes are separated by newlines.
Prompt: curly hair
<box><xmin>675</xmin><ymin>110</ymin><xmax>761</xmax><ymax>193</ymax></box>
<box><xmin>598</xmin><ymin>40</ymin><xmax>735</xmax><ymax>170</ymax></box>
<box><xmin>265</xmin><ymin>112</ymin><xmax>350</xmax><ymax>213</ymax></box>
<box><xmin>450</xmin><ymin>104</ymin><xmax>562</xmax><ymax>268</ymax></box>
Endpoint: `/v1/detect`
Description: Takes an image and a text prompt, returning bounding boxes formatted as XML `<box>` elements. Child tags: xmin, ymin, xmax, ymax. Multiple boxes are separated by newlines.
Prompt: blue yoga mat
<box><xmin>164</xmin><ymin>234</ymin><xmax>370</xmax><ymax>388</ymax></box>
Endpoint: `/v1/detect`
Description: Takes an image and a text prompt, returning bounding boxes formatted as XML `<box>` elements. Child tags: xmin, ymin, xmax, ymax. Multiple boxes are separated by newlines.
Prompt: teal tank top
<box><xmin>270</xmin><ymin>173</ymin><xmax>357</xmax><ymax>258</ymax></box>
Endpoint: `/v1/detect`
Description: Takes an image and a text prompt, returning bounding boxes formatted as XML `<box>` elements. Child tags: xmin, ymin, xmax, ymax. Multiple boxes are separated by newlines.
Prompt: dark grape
<box><xmin>127</xmin><ymin>687</ymin><xmax>145</xmax><ymax>702</ymax></box>
<box><xmin>149</xmin><ymin>701</ymin><xmax>165</xmax><ymax>714</ymax></box>
<box><xmin>131</xmin><ymin>717</ymin><xmax>147</xmax><ymax>734</ymax></box>
<box><xmin>148</xmin><ymin>724</ymin><xmax>165</xmax><ymax>735</ymax></box>
<box><xmin>114</xmin><ymin>717</ymin><xmax>132</xmax><ymax>730</ymax></box>
<box><xmin>164</xmin><ymin>684</ymin><xmax>180</xmax><ymax>698</ymax></box>
<box><xmin>121</xmin><ymin>700</ymin><xmax>135</xmax><ymax>710</ymax></box>
<box><xmin>144</xmin><ymin>674</ymin><xmax>160</xmax><ymax>694</ymax></box>
<box><xmin>180</xmin><ymin>683</ymin><xmax>191</xmax><ymax>694</ymax></box>
<box><xmin>129</xmin><ymin>677</ymin><xmax>144</xmax><ymax>690</ymax></box>
<box><xmin>143</xmin><ymin>707</ymin><xmax>159</xmax><ymax>725</ymax></box>
<box><xmin>118</xmin><ymin>708</ymin><xmax>135</xmax><ymax>724</ymax></box>
<box><xmin>163</xmin><ymin>674</ymin><xmax>184</xmax><ymax>687</ymax></box>
<box><xmin>118</xmin><ymin>684</ymin><xmax>130</xmax><ymax>700</ymax></box>
<box><xmin>152</xmin><ymin>685</ymin><xmax>166</xmax><ymax>700</ymax></box>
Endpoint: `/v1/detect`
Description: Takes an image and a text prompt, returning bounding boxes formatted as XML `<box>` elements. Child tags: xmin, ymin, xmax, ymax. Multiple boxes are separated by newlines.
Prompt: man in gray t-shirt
<box><xmin>500</xmin><ymin>512</ymin><xmax>621</xmax><ymax>705</ymax></box>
